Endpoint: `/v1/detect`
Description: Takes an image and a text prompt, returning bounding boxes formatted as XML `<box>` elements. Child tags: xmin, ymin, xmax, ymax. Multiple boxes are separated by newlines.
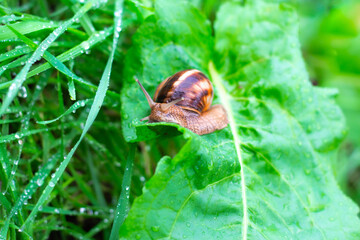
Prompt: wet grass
<box><xmin>0</xmin><ymin>0</ymin><xmax>146</xmax><ymax>239</ymax></box>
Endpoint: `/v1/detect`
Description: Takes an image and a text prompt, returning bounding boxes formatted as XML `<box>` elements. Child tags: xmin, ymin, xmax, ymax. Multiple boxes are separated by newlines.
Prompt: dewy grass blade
<box><xmin>0</xmin><ymin>55</ymin><xmax>31</xmax><ymax>77</ymax></box>
<box><xmin>70</xmin><ymin>4</ymin><xmax>96</xmax><ymax>35</ymax></box>
<box><xmin>0</xmin><ymin>1</ymin><xmax>94</xmax><ymax>117</ymax></box>
<box><xmin>6</xmin><ymin>25</ymin><xmax>84</xmax><ymax>96</ymax></box>
<box><xmin>24</xmin><ymin>27</ymin><xmax>121</xmax><ymax>100</ymax></box>
<box><xmin>4</xmin><ymin>75</ymin><xmax>49</xmax><ymax>193</ymax></box>
<box><xmin>209</xmin><ymin>62</ymin><xmax>248</xmax><ymax>240</ymax></box>
<box><xmin>20</xmin><ymin>0</ymin><xmax>124</xmax><ymax>232</ymax></box>
<box><xmin>0</xmin><ymin>121</ymin><xmax>83</xmax><ymax>143</ymax></box>
<box><xmin>0</xmin><ymin>20</ymin><xmax>58</xmax><ymax>41</ymax></box>
<box><xmin>0</xmin><ymin>191</ymin><xmax>12</xmax><ymax>212</ymax></box>
<box><xmin>68</xmin><ymin>77</ymin><xmax>76</xmax><ymax>100</ymax></box>
<box><xmin>37</xmin><ymin>99</ymin><xmax>93</xmax><ymax>125</ymax></box>
<box><xmin>26</xmin><ymin>27</ymin><xmax>113</xmax><ymax>79</ymax></box>
<box><xmin>0</xmin><ymin>153</ymin><xmax>61</xmax><ymax>238</ymax></box>
<box><xmin>110</xmin><ymin>143</ymin><xmax>134</xmax><ymax>240</ymax></box>
<box><xmin>85</xmin><ymin>144</ymin><xmax>107</xmax><ymax>207</ymax></box>
<box><xmin>0</xmin><ymin>45</ymin><xmax>31</xmax><ymax>62</ymax></box>
<box><xmin>0</xmin><ymin>141</ymin><xmax>11</xmax><ymax>190</ymax></box>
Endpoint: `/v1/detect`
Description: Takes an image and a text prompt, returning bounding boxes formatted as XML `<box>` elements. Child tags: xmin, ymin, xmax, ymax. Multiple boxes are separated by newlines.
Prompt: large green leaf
<box><xmin>120</xmin><ymin>0</ymin><xmax>360</xmax><ymax>239</ymax></box>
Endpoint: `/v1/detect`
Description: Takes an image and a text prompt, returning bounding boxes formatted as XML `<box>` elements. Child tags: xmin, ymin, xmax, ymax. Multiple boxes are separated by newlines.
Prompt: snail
<box><xmin>135</xmin><ymin>69</ymin><xmax>229</xmax><ymax>135</ymax></box>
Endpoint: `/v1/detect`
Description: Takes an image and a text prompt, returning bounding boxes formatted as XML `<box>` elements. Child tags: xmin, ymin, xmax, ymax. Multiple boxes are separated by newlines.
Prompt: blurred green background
<box><xmin>297</xmin><ymin>0</ymin><xmax>360</xmax><ymax>205</ymax></box>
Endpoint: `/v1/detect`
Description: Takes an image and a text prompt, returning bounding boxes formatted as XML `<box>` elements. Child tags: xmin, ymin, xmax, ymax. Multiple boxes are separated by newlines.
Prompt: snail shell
<box><xmin>136</xmin><ymin>69</ymin><xmax>228</xmax><ymax>135</ymax></box>
<box><xmin>154</xmin><ymin>70</ymin><xmax>213</xmax><ymax>114</ymax></box>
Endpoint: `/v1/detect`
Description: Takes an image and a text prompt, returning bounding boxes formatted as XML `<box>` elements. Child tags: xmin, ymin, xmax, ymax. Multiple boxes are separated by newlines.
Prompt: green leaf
<box><xmin>120</xmin><ymin>0</ymin><xmax>360</xmax><ymax>239</ymax></box>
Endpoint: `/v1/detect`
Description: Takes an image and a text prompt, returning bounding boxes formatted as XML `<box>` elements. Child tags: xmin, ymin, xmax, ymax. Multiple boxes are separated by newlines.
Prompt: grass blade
<box><xmin>0</xmin><ymin>45</ymin><xmax>31</xmax><ymax>62</ymax></box>
<box><xmin>0</xmin><ymin>20</ymin><xmax>58</xmax><ymax>41</ymax></box>
<box><xmin>6</xmin><ymin>22</ymin><xmax>84</xmax><ymax>99</ymax></box>
<box><xmin>0</xmin><ymin>153</ymin><xmax>62</xmax><ymax>238</ymax></box>
<box><xmin>109</xmin><ymin>143</ymin><xmax>134</xmax><ymax>240</ymax></box>
<box><xmin>0</xmin><ymin>1</ymin><xmax>94</xmax><ymax>117</ymax></box>
<box><xmin>37</xmin><ymin>99</ymin><xmax>93</xmax><ymax>125</ymax></box>
<box><xmin>26</xmin><ymin>27</ymin><xmax>113</xmax><ymax>79</ymax></box>
<box><xmin>20</xmin><ymin>0</ymin><xmax>124</xmax><ymax>232</ymax></box>
<box><xmin>4</xmin><ymin>74</ymin><xmax>49</xmax><ymax>192</ymax></box>
<box><xmin>0</xmin><ymin>55</ymin><xmax>31</xmax><ymax>76</ymax></box>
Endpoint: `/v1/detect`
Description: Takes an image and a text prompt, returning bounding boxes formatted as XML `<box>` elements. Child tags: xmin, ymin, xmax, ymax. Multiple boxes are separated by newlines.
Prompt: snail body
<box><xmin>136</xmin><ymin>69</ymin><xmax>228</xmax><ymax>135</ymax></box>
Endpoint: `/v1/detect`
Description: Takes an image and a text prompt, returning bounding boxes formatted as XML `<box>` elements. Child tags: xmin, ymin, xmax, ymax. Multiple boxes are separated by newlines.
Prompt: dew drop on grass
<box><xmin>15</xmin><ymin>133</ymin><xmax>21</xmax><ymax>139</ymax></box>
<box><xmin>54</xmin><ymin>208</ymin><xmax>60</xmax><ymax>214</ymax></box>
<box><xmin>49</xmin><ymin>181</ymin><xmax>55</xmax><ymax>187</ymax></box>
<box><xmin>18</xmin><ymin>86</ymin><xmax>27</xmax><ymax>98</ymax></box>
<box><xmin>80</xmin><ymin>207</ymin><xmax>86</xmax><ymax>214</ymax></box>
<box><xmin>82</xmin><ymin>42</ymin><xmax>90</xmax><ymax>50</ymax></box>
<box><xmin>114</xmin><ymin>10</ymin><xmax>122</xmax><ymax>17</ymax></box>
<box><xmin>36</xmin><ymin>179</ymin><xmax>43</xmax><ymax>186</ymax></box>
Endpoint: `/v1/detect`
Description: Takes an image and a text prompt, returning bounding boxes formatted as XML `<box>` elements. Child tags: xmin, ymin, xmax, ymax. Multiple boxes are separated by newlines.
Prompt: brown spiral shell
<box><xmin>135</xmin><ymin>69</ymin><xmax>229</xmax><ymax>135</ymax></box>
<box><xmin>153</xmin><ymin>69</ymin><xmax>213</xmax><ymax>114</ymax></box>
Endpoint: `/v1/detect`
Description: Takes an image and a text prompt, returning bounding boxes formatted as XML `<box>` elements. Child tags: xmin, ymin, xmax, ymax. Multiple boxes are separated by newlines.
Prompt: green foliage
<box><xmin>119</xmin><ymin>0</ymin><xmax>360</xmax><ymax>239</ymax></box>
<box><xmin>299</xmin><ymin>0</ymin><xmax>360</xmax><ymax>207</ymax></box>
<box><xmin>1</xmin><ymin>0</ymin><xmax>360</xmax><ymax>239</ymax></box>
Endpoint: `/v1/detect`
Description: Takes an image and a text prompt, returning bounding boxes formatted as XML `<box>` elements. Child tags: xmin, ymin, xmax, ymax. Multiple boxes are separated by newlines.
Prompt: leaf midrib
<box><xmin>209</xmin><ymin>61</ymin><xmax>248</xmax><ymax>240</ymax></box>
<box><xmin>210</xmin><ymin>73</ymin><xmax>328</xmax><ymax>239</ymax></box>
